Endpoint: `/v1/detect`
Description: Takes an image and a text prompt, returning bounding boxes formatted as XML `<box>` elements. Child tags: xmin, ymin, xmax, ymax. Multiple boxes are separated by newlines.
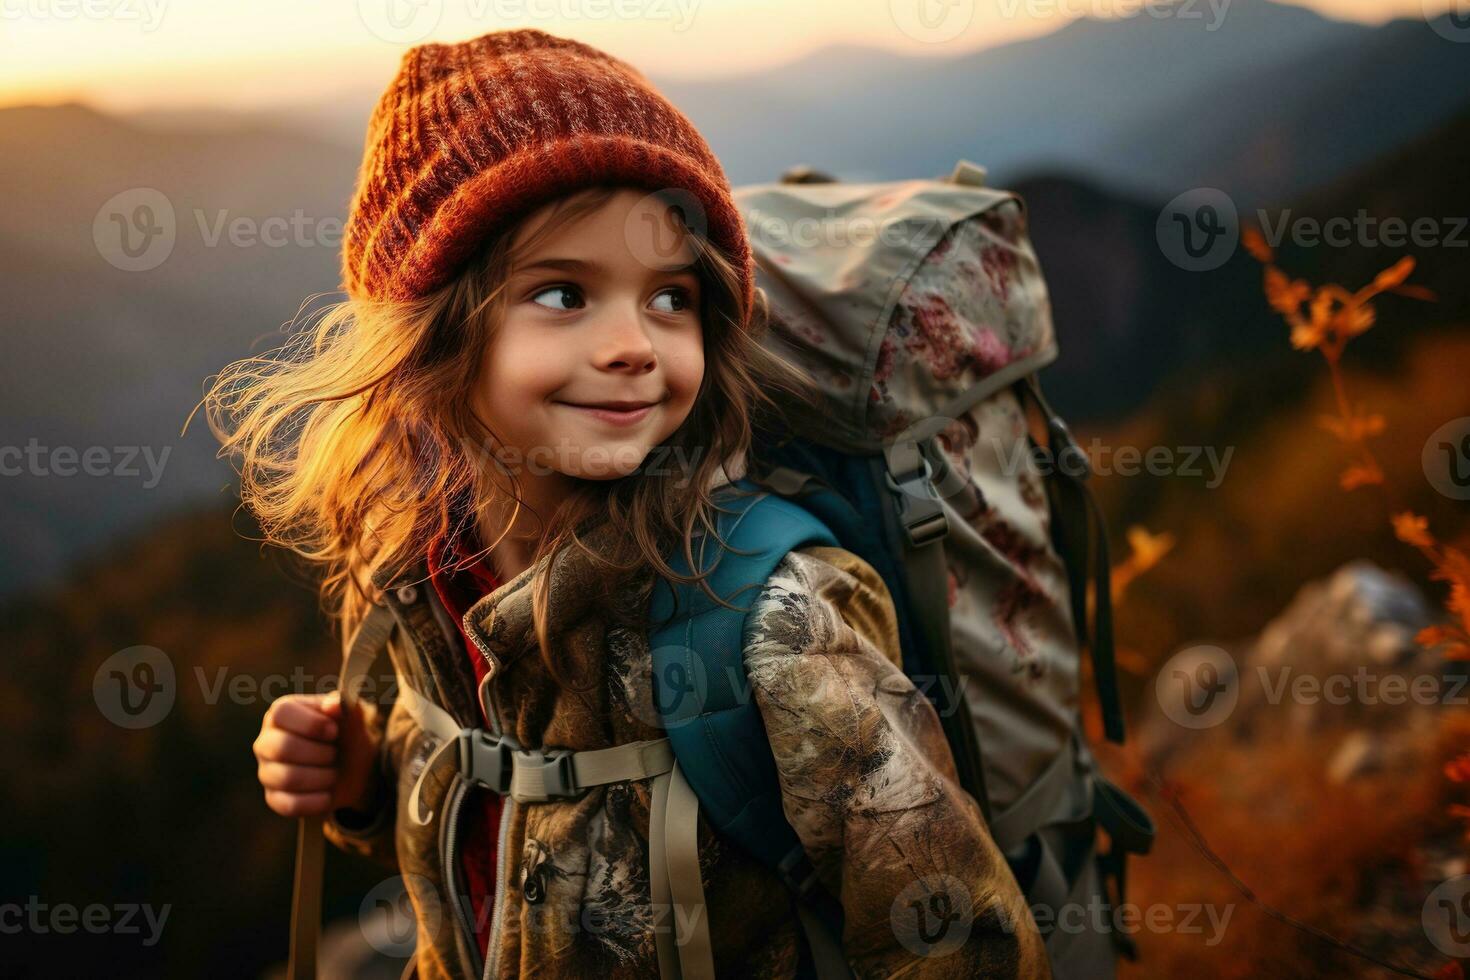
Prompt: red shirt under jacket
<box><xmin>426</xmin><ymin>537</ymin><xmax>504</xmax><ymax>964</ymax></box>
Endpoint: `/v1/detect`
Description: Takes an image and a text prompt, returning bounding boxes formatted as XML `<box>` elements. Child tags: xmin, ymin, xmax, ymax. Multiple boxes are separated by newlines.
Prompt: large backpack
<box><xmin>645</xmin><ymin>160</ymin><xmax>1155</xmax><ymax>979</ymax></box>
<box><xmin>286</xmin><ymin>161</ymin><xmax>1155</xmax><ymax>980</ymax></box>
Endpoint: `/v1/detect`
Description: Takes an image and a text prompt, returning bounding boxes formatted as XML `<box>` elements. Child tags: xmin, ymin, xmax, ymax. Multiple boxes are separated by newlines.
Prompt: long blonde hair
<box><xmin>203</xmin><ymin>184</ymin><xmax>816</xmax><ymax>684</ymax></box>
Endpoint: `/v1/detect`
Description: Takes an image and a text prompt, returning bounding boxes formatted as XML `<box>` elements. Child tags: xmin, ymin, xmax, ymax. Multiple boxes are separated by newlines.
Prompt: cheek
<box><xmin>473</xmin><ymin>329</ymin><xmax>564</xmax><ymax>416</ymax></box>
<box><xmin>663</xmin><ymin>333</ymin><xmax>705</xmax><ymax>402</ymax></box>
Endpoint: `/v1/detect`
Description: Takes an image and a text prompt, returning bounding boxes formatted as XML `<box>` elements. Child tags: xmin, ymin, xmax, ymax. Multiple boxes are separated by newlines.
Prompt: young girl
<box><xmin>224</xmin><ymin>28</ymin><xmax>1046</xmax><ymax>980</ymax></box>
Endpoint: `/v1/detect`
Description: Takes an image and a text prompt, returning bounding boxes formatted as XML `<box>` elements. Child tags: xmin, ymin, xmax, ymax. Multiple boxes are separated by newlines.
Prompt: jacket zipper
<box><xmin>440</xmin><ymin>776</ymin><xmax>484</xmax><ymax>979</ymax></box>
<box><xmin>408</xmin><ymin>584</ymin><xmax>502</xmax><ymax>980</ymax></box>
<box><xmin>479</xmin><ymin>649</ymin><xmax>511</xmax><ymax>980</ymax></box>
<box><xmin>457</xmin><ymin>594</ymin><xmax>517</xmax><ymax>980</ymax></box>
<box><xmin>483</xmin><ymin>796</ymin><xmax>515</xmax><ymax>980</ymax></box>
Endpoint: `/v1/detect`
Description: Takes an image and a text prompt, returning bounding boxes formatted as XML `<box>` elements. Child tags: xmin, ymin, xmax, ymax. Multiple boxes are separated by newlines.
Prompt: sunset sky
<box><xmin>0</xmin><ymin>0</ymin><xmax>1458</xmax><ymax>112</ymax></box>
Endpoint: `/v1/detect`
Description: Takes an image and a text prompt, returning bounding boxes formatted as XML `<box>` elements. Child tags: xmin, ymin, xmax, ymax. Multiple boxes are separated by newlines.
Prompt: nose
<box><xmin>594</xmin><ymin>307</ymin><xmax>658</xmax><ymax>375</ymax></box>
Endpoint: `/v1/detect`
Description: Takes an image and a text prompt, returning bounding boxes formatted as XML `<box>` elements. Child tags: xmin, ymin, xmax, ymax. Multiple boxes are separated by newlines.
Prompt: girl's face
<box><xmin>471</xmin><ymin>188</ymin><xmax>705</xmax><ymax>489</ymax></box>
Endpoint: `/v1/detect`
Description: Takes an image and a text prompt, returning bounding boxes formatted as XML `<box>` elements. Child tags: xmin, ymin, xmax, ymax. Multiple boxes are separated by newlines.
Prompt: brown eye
<box><xmin>531</xmin><ymin>285</ymin><xmax>583</xmax><ymax>311</ymax></box>
<box><xmin>650</xmin><ymin>287</ymin><xmax>694</xmax><ymax>314</ymax></box>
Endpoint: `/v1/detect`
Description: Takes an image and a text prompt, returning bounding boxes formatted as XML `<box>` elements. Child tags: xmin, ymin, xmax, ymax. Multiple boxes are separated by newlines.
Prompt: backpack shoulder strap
<box><xmin>647</xmin><ymin>479</ymin><xmax>852</xmax><ymax>978</ymax></box>
<box><xmin>647</xmin><ymin>478</ymin><xmax>836</xmax><ymax>868</ymax></box>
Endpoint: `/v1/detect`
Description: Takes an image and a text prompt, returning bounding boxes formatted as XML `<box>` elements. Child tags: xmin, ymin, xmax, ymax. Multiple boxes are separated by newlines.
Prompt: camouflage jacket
<box><xmin>323</xmin><ymin>516</ymin><xmax>1049</xmax><ymax>979</ymax></box>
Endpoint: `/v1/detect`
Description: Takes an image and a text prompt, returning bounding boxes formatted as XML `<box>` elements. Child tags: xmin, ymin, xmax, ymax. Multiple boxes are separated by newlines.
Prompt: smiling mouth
<box><xmin>559</xmin><ymin>397</ymin><xmax>664</xmax><ymax>411</ymax></box>
<box><xmin>556</xmin><ymin>398</ymin><xmax>663</xmax><ymax>425</ymax></box>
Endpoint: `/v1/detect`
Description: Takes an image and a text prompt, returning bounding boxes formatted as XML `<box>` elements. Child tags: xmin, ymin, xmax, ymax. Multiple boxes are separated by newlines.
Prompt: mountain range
<box><xmin>3</xmin><ymin>0</ymin><xmax>1467</xmax><ymax>595</ymax></box>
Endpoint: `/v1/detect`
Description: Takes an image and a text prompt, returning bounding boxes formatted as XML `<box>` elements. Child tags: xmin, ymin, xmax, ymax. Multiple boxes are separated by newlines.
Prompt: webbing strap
<box><xmin>882</xmin><ymin>439</ymin><xmax>992</xmax><ymax>823</ymax></box>
<box><xmin>663</xmin><ymin>761</ymin><xmax>715</xmax><ymax>980</ymax></box>
<box><xmin>649</xmin><ymin>769</ymin><xmax>681</xmax><ymax>979</ymax></box>
<box><xmin>650</xmin><ymin>757</ymin><xmax>851</xmax><ymax>980</ymax></box>
<box><xmin>1019</xmin><ymin>375</ymin><xmax>1126</xmax><ymax>744</ymax></box>
<box><xmin>397</xmin><ymin>678</ymin><xmax>675</xmax><ymax>815</ymax></box>
<box><xmin>987</xmin><ymin>735</ymin><xmax>1079</xmax><ymax>853</ymax></box>
<box><xmin>287</xmin><ymin>602</ymin><xmax>396</xmax><ymax>980</ymax></box>
<box><xmin>795</xmin><ymin>902</ymin><xmax>853</xmax><ymax>979</ymax></box>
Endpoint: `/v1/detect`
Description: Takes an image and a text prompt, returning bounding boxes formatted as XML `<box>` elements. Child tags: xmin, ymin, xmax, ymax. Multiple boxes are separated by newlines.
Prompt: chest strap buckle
<box><xmin>457</xmin><ymin>729</ymin><xmax>514</xmax><ymax>795</ymax></box>
<box><xmin>507</xmin><ymin>747</ymin><xmax>578</xmax><ymax>802</ymax></box>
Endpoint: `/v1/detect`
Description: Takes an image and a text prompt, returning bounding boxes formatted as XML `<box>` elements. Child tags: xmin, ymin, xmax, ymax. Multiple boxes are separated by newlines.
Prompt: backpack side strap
<box><xmin>1017</xmin><ymin>374</ymin><xmax>1126</xmax><ymax>744</ymax></box>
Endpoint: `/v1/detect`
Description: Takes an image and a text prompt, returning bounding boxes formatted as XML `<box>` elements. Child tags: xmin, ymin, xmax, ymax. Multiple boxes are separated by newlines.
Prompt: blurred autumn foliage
<box><xmin>1096</xmin><ymin>232</ymin><xmax>1470</xmax><ymax>978</ymax></box>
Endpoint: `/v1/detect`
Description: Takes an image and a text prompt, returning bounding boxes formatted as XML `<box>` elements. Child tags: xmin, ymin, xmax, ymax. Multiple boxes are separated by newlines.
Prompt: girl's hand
<box><xmin>254</xmin><ymin>690</ymin><xmax>381</xmax><ymax>818</ymax></box>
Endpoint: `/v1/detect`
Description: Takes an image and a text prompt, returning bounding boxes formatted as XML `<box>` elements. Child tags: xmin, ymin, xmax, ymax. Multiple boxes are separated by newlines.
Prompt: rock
<box><xmin>1239</xmin><ymin>560</ymin><xmax>1438</xmax><ymax>736</ymax></box>
<box><xmin>1138</xmin><ymin>560</ymin><xmax>1444</xmax><ymax>768</ymax></box>
<box><xmin>1326</xmin><ymin>729</ymin><xmax>1385</xmax><ymax>784</ymax></box>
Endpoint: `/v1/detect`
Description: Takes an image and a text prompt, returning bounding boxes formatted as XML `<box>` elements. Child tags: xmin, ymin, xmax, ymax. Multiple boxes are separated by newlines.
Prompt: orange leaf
<box><xmin>1418</xmin><ymin>625</ymin><xmax>1462</xmax><ymax>647</ymax></box>
<box><xmin>1392</xmin><ymin>511</ymin><xmax>1434</xmax><ymax>548</ymax></box>
<box><xmin>1125</xmin><ymin>525</ymin><xmax>1176</xmax><ymax>569</ymax></box>
<box><xmin>1242</xmin><ymin>227</ymin><xmax>1274</xmax><ymax>263</ymax></box>
<box><xmin>1372</xmin><ymin>256</ymin><xmax>1415</xmax><ymax>293</ymax></box>
<box><xmin>1318</xmin><ymin>412</ymin><xmax>1385</xmax><ymax>442</ymax></box>
<box><xmin>1335</xmin><ymin>301</ymin><xmax>1376</xmax><ymax>338</ymax></box>
<box><xmin>1264</xmin><ymin>267</ymin><xmax>1310</xmax><ymax>318</ymax></box>
<box><xmin>1392</xmin><ymin>283</ymin><xmax>1437</xmax><ymax>302</ymax></box>
<box><xmin>1115</xmin><ymin>648</ymin><xmax>1151</xmax><ymax>676</ymax></box>
<box><xmin>1443</xmin><ymin>643</ymin><xmax>1470</xmax><ymax>662</ymax></box>
<box><xmin>1290</xmin><ymin>321</ymin><xmax>1327</xmax><ymax>352</ymax></box>
<box><xmin>1340</xmin><ymin>463</ymin><xmax>1384</xmax><ymax>490</ymax></box>
<box><xmin>1444</xmin><ymin>753</ymin><xmax>1470</xmax><ymax>782</ymax></box>
<box><xmin>1309</xmin><ymin>288</ymin><xmax>1337</xmax><ymax>327</ymax></box>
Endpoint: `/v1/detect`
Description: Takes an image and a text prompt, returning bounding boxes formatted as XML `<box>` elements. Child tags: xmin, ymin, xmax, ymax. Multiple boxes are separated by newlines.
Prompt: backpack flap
<box><xmin>733</xmin><ymin>170</ymin><xmax>1057</xmax><ymax>455</ymax></box>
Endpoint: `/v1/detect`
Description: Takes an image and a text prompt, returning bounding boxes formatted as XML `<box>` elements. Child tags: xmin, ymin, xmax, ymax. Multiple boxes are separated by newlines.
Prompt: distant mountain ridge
<box><xmin>122</xmin><ymin>1</ymin><xmax>1470</xmax><ymax>207</ymax></box>
<box><xmin>5</xmin><ymin>0</ymin><xmax>1468</xmax><ymax>595</ymax></box>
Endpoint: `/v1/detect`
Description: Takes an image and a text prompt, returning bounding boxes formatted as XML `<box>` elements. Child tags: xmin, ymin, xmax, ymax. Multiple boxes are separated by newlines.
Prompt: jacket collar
<box><xmin>459</xmin><ymin>517</ymin><xmax>626</xmax><ymax>673</ymax></box>
<box><xmin>385</xmin><ymin>450</ymin><xmax>748</xmax><ymax>674</ymax></box>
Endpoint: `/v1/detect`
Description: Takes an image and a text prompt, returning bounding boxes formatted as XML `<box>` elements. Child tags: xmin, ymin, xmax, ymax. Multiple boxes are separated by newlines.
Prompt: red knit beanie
<box><xmin>340</xmin><ymin>28</ymin><xmax>754</xmax><ymax>318</ymax></box>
